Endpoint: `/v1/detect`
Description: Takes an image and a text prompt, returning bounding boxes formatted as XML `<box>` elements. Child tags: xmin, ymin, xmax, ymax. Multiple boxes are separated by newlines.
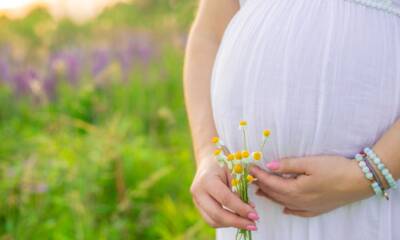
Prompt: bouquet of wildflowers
<box><xmin>212</xmin><ymin>121</ymin><xmax>270</xmax><ymax>240</ymax></box>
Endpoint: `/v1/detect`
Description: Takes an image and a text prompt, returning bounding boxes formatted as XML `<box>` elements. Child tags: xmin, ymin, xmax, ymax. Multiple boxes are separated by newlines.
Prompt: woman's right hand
<box><xmin>190</xmin><ymin>155</ymin><xmax>259</xmax><ymax>231</ymax></box>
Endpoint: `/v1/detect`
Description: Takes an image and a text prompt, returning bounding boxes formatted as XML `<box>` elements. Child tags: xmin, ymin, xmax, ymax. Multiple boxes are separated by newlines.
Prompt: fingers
<box><xmin>283</xmin><ymin>207</ymin><xmax>320</xmax><ymax>218</ymax></box>
<box><xmin>193</xmin><ymin>198</ymin><xmax>216</xmax><ymax>226</ymax></box>
<box><xmin>191</xmin><ymin>170</ymin><xmax>259</xmax><ymax>230</ymax></box>
<box><xmin>255</xmin><ymin>188</ymin><xmax>286</xmax><ymax>206</ymax></box>
<box><xmin>195</xmin><ymin>192</ymin><xmax>258</xmax><ymax>230</ymax></box>
<box><xmin>256</xmin><ymin>187</ymin><xmax>304</xmax><ymax>211</ymax></box>
<box><xmin>248</xmin><ymin>201</ymin><xmax>256</xmax><ymax>208</ymax></box>
<box><xmin>249</xmin><ymin>165</ymin><xmax>297</xmax><ymax>195</ymax></box>
<box><xmin>266</xmin><ymin>158</ymin><xmax>310</xmax><ymax>175</ymax></box>
<box><xmin>208</xmin><ymin>180</ymin><xmax>259</xmax><ymax>220</ymax></box>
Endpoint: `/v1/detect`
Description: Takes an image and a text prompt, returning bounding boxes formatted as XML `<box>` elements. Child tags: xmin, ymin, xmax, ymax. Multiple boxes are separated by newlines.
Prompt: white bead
<box><xmin>373</xmin><ymin>157</ymin><xmax>381</xmax><ymax>164</ymax></box>
<box><xmin>366</xmin><ymin>172</ymin><xmax>374</xmax><ymax>180</ymax></box>
<box><xmin>355</xmin><ymin>154</ymin><xmax>362</xmax><ymax>160</ymax></box>
<box><xmin>362</xmin><ymin>167</ymin><xmax>370</xmax><ymax>173</ymax></box>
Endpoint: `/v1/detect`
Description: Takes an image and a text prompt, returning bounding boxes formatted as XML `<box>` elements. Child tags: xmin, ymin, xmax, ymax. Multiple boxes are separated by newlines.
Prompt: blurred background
<box><xmin>0</xmin><ymin>1</ymin><xmax>213</xmax><ymax>239</ymax></box>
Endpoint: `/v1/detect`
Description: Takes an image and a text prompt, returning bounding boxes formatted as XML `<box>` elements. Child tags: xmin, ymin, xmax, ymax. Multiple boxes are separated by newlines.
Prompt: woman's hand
<box><xmin>190</xmin><ymin>155</ymin><xmax>259</xmax><ymax>230</ymax></box>
<box><xmin>250</xmin><ymin>155</ymin><xmax>374</xmax><ymax>217</ymax></box>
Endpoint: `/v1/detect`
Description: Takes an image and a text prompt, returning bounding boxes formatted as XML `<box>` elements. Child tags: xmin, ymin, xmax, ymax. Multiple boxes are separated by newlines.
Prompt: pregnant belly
<box><xmin>211</xmin><ymin>0</ymin><xmax>400</xmax><ymax>160</ymax></box>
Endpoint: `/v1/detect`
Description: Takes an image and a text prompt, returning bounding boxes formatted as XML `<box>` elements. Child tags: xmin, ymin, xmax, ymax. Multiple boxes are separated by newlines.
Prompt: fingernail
<box><xmin>246</xmin><ymin>225</ymin><xmax>257</xmax><ymax>231</ymax></box>
<box><xmin>248</xmin><ymin>212</ymin><xmax>259</xmax><ymax>221</ymax></box>
<box><xmin>266</xmin><ymin>161</ymin><xmax>280</xmax><ymax>170</ymax></box>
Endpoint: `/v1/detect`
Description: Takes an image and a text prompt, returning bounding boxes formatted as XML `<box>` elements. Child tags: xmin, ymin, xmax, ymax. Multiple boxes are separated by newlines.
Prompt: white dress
<box><xmin>210</xmin><ymin>0</ymin><xmax>400</xmax><ymax>239</ymax></box>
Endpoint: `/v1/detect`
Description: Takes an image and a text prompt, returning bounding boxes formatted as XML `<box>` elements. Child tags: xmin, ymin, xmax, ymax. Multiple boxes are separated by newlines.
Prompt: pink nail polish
<box><xmin>248</xmin><ymin>212</ymin><xmax>259</xmax><ymax>221</ymax></box>
<box><xmin>266</xmin><ymin>161</ymin><xmax>280</xmax><ymax>170</ymax></box>
<box><xmin>246</xmin><ymin>225</ymin><xmax>257</xmax><ymax>231</ymax></box>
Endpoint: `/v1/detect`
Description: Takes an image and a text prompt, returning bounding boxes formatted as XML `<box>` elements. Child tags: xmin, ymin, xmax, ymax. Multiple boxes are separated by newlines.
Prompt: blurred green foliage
<box><xmin>0</xmin><ymin>1</ymin><xmax>214</xmax><ymax>239</ymax></box>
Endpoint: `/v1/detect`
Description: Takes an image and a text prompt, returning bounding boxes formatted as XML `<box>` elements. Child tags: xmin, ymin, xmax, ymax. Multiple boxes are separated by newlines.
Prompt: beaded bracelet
<box><xmin>363</xmin><ymin>155</ymin><xmax>389</xmax><ymax>200</ymax></box>
<box><xmin>363</xmin><ymin>147</ymin><xmax>398</xmax><ymax>190</ymax></box>
<box><xmin>354</xmin><ymin>153</ymin><xmax>386</xmax><ymax>198</ymax></box>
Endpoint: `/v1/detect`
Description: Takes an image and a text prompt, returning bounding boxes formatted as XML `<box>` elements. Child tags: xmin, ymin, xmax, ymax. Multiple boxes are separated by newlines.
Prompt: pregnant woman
<box><xmin>184</xmin><ymin>0</ymin><xmax>400</xmax><ymax>239</ymax></box>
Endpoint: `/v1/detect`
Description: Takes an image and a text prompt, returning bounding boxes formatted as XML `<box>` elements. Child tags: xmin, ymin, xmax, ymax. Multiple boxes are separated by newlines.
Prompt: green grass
<box><xmin>0</xmin><ymin>1</ymin><xmax>214</xmax><ymax>239</ymax></box>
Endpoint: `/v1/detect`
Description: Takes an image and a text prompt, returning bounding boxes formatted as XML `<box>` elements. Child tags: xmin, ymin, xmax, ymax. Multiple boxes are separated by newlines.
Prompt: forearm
<box><xmin>183</xmin><ymin>27</ymin><xmax>220</xmax><ymax>164</ymax></box>
<box><xmin>372</xmin><ymin>119</ymin><xmax>400</xmax><ymax>180</ymax></box>
<box><xmin>183</xmin><ymin>0</ymin><xmax>239</xmax><ymax>166</ymax></box>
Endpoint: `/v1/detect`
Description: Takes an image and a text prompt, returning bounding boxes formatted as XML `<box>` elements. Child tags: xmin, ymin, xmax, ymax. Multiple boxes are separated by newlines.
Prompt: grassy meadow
<box><xmin>0</xmin><ymin>1</ymin><xmax>214</xmax><ymax>239</ymax></box>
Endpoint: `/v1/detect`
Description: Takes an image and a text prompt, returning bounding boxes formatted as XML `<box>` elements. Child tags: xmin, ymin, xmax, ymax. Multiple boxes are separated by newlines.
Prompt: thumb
<box><xmin>265</xmin><ymin>157</ymin><xmax>309</xmax><ymax>174</ymax></box>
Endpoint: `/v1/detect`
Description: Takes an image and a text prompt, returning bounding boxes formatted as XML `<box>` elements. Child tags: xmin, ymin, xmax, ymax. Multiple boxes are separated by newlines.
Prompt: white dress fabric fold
<box><xmin>211</xmin><ymin>0</ymin><xmax>400</xmax><ymax>239</ymax></box>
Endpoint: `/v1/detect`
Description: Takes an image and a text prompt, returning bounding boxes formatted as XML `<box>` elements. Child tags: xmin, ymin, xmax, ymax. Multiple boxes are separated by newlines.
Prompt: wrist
<box><xmin>372</xmin><ymin>145</ymin><xmax>400</xmax><ymax>181</ymax></box>
<box><xmin>344</xmin><ymin>157</ymin><xmax>375</xmax><ymax>200</ymax></box>
<box><xmin>195</xmin><ymin>144</ymin><xmax>215</xmax><ymax>163</ymax></box>
<box><xmin>195</xmin><ymin>146</ymin><xmax>221</xmax><ymax>171</ymax></box>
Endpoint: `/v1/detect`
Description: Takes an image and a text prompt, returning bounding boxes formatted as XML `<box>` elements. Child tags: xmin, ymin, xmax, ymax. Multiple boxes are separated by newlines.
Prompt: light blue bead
<box><xmin>377</xmin><ymin>163</ymin><xmax>385</xmax><ymax>170</ymax></box>
<box><xmin>373</xmin><ymin>187</ymin><xmax>383</xmax><ymax>196</ymax></box>
<box><xmin>359</xmin><ymin>161</ymin><xmax>366</xmax><ymax>167</ymax></box>
<box><xmin>364</xmin><ymin>147</ymin><xmax>372</xmax><ymax>154</ymax></box>
<box><xmin>366</xmin><ymin>172</ymin><xmax>373</xmax><ymax>180</ymax></box>
<box><xmin>362</xmin><ymin>167</ymin><xmax>370</xmax><ymax>173</ymax></box>
<box><xmin>382</xmin><ymin>169</ymin><xmax>389</xmax><ymax>175</ymax></box>
<box><xmin>355</xmin><ymin>154</ymin><xmax>363</xmax><ymax>161</ymax></box>
<box><xmin>373</xmin><ymin>157</ymin><xmax>381</xmax><ymax>164</ymax></box>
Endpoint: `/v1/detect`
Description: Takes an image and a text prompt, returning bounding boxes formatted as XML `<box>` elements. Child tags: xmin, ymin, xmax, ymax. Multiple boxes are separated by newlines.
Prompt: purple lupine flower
<box><xmin>114</xmin><ymin>37</ymin><xmax>136</xmax><ymax>79</ymax></box>
<box><xmin>48</xmin><ymin>49</ymin><xmax>83</xmax><ymax>85</ymax></box>
<box><xmin>43</xmin><ymin>75</ymin><xmax>57</xmax><ymax>99</ymax></box>
<box><xmin>0</xmin><ymin>57</ymin><xmax>10</xmax><ymax>83</ymax></box>
<box><xmin>12</xmin><ymin>69</ymin><xmax>39</xmax><ymax>95</ymax></box>
<box><xmin>133</xmin><ymin>38</ymin><xmax>154</xmax><ymax>65</ymax></box>
<box><xmin>116</xmin><ymin>45</ymin><xmax>134</xmax><ymax>75</ymax></box>
<box><xmin>65</xmin><ymin>52</ymin><xmax>81</xmax><ymax>84</ymax></box>
<box><xmin>91</xmin><ymin>48</ymin><xmax>111</xmax><ymax>76</ymax></box>
<box><xmin>128</xmin><ymin>34</ymin><xmax>155</xmax><ymax>65</ymax></box>
<box><xmin>114</xmin><ymin>34</ymin><xmax>156</xmax><ymax>80</ymax></box>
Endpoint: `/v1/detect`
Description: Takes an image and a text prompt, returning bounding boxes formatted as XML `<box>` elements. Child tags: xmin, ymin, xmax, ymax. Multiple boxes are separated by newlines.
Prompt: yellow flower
<box><xmin>214</xmin><ymin>149</ymin><xmax>222</xmax><ymax>156</ymax></box>
<box><xmin>227</xmin><ymin>154</ymin><xmax>235</xmax><ymax>161</ymax></box>
<box><xmin>252</xmin><ymin>151</ymin><xmax>262</xmax><ymax>161</ymax></box>
<box><xmin>247</xmin><ymin>175</ymin><xmax>255</xmax><ymax>183</ymax></box>
<box><xmin>231</xmin><ymin>178</ymin><xmax>240</xmax><ymax>186</ymax></box>
<box><xmin>211</xmin><ymin>137</ymin><xmax>219</xmax><ymax>144</ymax></box>
<box><xmin>239</xmin><ymin>120</ymin><xmax>248</xmax><ymax>126</ymax></box>
<box><xmin>242</xmin><ymin>150</ymin><xmax>250</xmax><ymax>158</ymax></box>
<box><xmin>233</xmin><ymin>164</ymin><xmax>243</xmax><ymax>174</ymax></box>
<box><xmin>263</xmin><ymin>130</ymin><xmax>271</xmax><ymax>137</ymax></box>
<box><xmin>235</xmin><ymin>151</ymin><xmax>242</xmax><ymax>160</ymax></box>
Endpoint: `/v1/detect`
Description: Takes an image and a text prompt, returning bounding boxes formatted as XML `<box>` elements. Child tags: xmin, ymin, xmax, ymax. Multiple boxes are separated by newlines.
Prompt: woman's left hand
<box><xmin>249</xmin><ymin>155</ymin><xmax>375</xmax><ymax>217</ymax></box>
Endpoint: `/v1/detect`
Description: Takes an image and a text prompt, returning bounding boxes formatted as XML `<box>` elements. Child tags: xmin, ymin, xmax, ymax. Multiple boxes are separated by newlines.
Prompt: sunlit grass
<box><xmin>0</xmin><ymin>1</ymin><xmax>210</xmax><ymax>239</ymax></box>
